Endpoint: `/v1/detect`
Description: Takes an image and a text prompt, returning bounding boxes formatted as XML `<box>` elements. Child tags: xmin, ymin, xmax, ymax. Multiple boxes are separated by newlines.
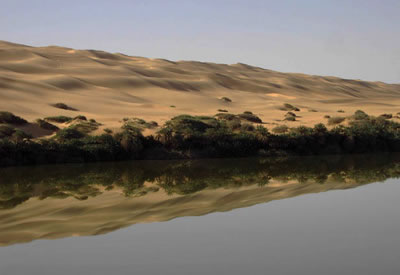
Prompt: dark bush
<box><xmin>0</xmin><ymin>125</ymin><xmax>15</xmax><ymax>138</ymax></box>
<box><xmin>55</xmin><ymin>128</ymin><xmax>85</xmax><ymax>140</ymax></box>
<box><xmin>45</xmin><ymin>116</ymin><xmax>73</xmax><ymax>123</ymax></box>
<box><xmin>0</xmin><ymin>111</ymin><xmax>27</xmax><ymax>125</ymax></box>
<box><xmin>353</xmin><ymin>110</ymin><xmax>369</xmax><ymax>120</ymax></box>
<box><xmin>272</xmin><ymin>125</ymin><xmax>289</xmax><ymax>134</ymax></box>
<box><xmin>35</xmin><ymin>119</ymin><xmax>59</xmax><ymax>131</ymax></box>
<box><xmin>238</xmin><ymin>112</ymin><xmax>262</xmax><ymax>123</ymax></box>
<box><xmin>280</xmin><ymin>103</ymin><xmax>300</xmax><ymax>112</ymax></box>
<box><xmin>328</xmin><ymin>116</ymin><xmax>345</xmax><ymax>125</ymax></box>
<box><xmin>74</xmin><ymin>115</ymin><xmax>87</xmax><ymax>121</ymax></box>
<box><xmin>241</xmin><ymin>123</ymin><xmax>255</xmax><ymax>132</ymax></box>
<box><xmin>221</xmin><ymin>97</ymin><xmax>232</xmax><ymax>102</ymax></box>
<box><xmin>380</xmin><ymin>114</ymin><xmax>392</xmax><ymax>119</ymax></box>
<box><xmin>51</xmin><ymin>103</ymin><xmax>78</xmax><ymax>111</ymax></box>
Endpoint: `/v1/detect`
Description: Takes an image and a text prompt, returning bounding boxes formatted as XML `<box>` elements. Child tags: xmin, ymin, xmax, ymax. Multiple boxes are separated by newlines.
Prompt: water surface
<box><xmin>1</xmin><ymin>154</ymin><xmax>400</xmax><ymax>274</ymax></box>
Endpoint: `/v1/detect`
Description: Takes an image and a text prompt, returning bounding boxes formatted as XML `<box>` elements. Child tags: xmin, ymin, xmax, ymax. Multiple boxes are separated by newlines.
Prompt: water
<box><xmin>1</xmin><ymin>154</ymin><xmax>400</xmax><ymax>274</ymax></box>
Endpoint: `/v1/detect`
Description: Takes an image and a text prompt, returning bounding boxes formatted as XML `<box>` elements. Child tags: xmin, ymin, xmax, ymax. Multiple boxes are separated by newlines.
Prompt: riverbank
<box><xmin>1</xmin><ymin>110</ymin><xmax>400</xmax><ymax>167</ymax></box>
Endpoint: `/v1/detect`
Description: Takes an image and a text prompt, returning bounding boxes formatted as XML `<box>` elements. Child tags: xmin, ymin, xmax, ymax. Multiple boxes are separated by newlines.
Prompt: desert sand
<box><xmin>1</xmin><ymin>40</ymin><xmax>400</xmax><ymax>137</ymax></box>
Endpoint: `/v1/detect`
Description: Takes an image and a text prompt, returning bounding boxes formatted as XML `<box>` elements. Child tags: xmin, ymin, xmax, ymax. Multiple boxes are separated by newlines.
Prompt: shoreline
<box><xmin>1</xmin><ymin>111</ymin><xmax>400</xmax><ymax>167</ymax></box>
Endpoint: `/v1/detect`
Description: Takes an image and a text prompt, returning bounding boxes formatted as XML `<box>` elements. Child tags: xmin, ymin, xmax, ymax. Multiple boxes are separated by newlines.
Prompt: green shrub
<box><xmin>215</xmin><ymin>113</ymin><xmax>238</xmax><ymax>121</ymax></box>
<box><xmin>0</xmin><ymin>125</ymin><xmax>15</xmax><ymax>138</ymax></box>
<box><xmin>45</xmin><ymin>116</ymin><xmax>73</xmax><ymax>123</ymax></box>
<box><xmin>272</xmin><ymin>125</ymin><xmax>289</xmax><ymax>134</ymax></box>
<box><xmin>51</xmin><ymin>103</ymin><xmax>78</xmax><ymax>111</ymax></box>
<box><xmin>284</xmin><ymin>116</ymin><xmax>296</xmax><ymax>121</ymax></box>
<box><xmin>380</xmin><ymin>114</ymin><xmax>392</xmax><ymax>119</ymax></box>
<box><xmin>280</xmin><ymin>103</ymin><xmax>300</xmax><ymax>112</ymax></box>
<box><xmin>218</xmin><ymin>109</ymin><xmax>228</xmax><ymax>113</ymax></box>
<box><xmin>103</xmin><ymin>128</ymin><xmax>113</xmax><ymax>134</ymax></box>
<box><xmin>226</xmin><ymin>120</ymin><xmax>241</xmax><ymax>130</ymax></box>
<box><xmin>220</xmin><ymin>97</ymin><xmax>232</xmax><ymax>102</ymax></box>
<box><xmin>69</xmin><ymin>121</ymin><xmax>99</xmax><ymax>134</ymax></box>
<box><xmin>337</xmin><ymin>110</ymin><xmax>345</xmax><ymax>113</ymax></box>
<box><xmin>353</xmin><ymin>110</ymin><xmax>369</xmax><ymax>120</ymax></box>
<box><xmin>324</xmin><ymin>115</ymin><xmax>331</xmax><ymax>119</ymax></box>
<box><xmin>12</xmin><ymin>129</ymin><xmax>32</xmax><ymax>141</ymax></box>
<box><xmin>0</xmin><ymin>111</ymin><xmax>27</xmax><ymax>125</ymax></box>
<box><xmin>328</xmin><ymin>116</ymin><xmax>345</xmax><ymax>125</ymax></box>
<box><xmin>241</xmin><ymin>123</ymin><xmax>255</xmax><ymax>132</ymax></box>
<box><xmin>35</xmin><ymin>119</ymin><xmax>59</xmax><ymax>131</ymax></box>
<box><xmin>238</xmin><ymin>112</ymin><xmax>262</xmax><ymax>123</ymax></box>
<box><xmin>55</xmin><ymin>128</ymin><xmax>85</xmax><ymax>140</ymax></box>
<box><xmin>313</xmin><ymin>123</ymin><xmax>328</xmax><ymax>134</ymax></box>
<box><xmin>284</xmin><ymin>112</ymin><xmax>296</xmax><ymax>121</ymax></box>
<box><xmin>74</xmin><ymin>115</ymin><xmax>87</xmax><ymax>121</ymax></box>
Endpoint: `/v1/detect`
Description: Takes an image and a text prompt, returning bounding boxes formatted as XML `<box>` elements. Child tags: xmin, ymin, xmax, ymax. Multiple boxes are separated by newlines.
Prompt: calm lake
<box><xmin>1</xmin><ymin>154</ymin><xmax>400</xmax><ymax>274</ymax></box>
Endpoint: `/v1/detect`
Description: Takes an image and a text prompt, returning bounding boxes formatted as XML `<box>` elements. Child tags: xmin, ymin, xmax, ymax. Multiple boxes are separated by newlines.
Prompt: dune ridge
<box><xmin>1</xmin><ymin>40</ymin><xmax>400</xmax><ymax>131</ymax></box>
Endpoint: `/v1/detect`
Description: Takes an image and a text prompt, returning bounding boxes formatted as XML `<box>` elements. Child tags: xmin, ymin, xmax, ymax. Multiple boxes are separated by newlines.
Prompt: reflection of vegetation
<box><xmin>1</xmin><ymin>154</ymin><xmax>400</xmax><ymax>209</ymax></box>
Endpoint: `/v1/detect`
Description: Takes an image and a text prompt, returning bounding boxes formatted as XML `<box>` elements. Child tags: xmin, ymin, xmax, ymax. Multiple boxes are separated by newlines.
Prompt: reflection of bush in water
<box><xmin>2</xmin><ymin>154</ymin><xmax>400</xmax><ymax>209</ymax></box>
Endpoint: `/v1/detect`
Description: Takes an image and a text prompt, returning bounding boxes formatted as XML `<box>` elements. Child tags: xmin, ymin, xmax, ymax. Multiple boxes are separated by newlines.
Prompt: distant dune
<box><xmin>1</xmin><ymin>40</ymin><xmax>400</xmax><ymax>134</ymax></box>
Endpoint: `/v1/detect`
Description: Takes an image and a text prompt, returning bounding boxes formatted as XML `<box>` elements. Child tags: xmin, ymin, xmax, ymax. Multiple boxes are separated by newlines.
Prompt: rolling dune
<box><xmin>1</xmin><ymin>40</ymin><xmax>400</xmax><ymax>133</ymax></box>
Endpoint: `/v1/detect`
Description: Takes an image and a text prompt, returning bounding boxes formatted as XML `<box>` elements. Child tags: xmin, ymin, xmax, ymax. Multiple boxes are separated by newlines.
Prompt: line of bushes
<box><xmin>1</xmin><ymin>113</ymin><xmax>400</xmax><ymax>167</ymax></box>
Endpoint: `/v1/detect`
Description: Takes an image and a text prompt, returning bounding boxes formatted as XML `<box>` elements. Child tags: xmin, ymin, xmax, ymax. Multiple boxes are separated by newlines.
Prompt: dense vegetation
<box><xmin>1</xmin><ymin>111</ymin><xmax>400</xmax><ymax>166</ymax></box>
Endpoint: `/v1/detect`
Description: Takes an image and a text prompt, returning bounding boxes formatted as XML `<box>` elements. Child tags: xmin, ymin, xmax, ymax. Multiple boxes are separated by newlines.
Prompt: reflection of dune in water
<box><xmin>0</xmin><ymin>154</ymin><xmax>400</xmax><ymax>246</ymax></box>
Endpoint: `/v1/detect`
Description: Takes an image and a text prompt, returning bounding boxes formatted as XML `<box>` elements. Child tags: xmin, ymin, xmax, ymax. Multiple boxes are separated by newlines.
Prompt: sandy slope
<box><xmin>1</xmin><ymin>40</ymin><xmax>400</xmax><ymax>134</ymax></box>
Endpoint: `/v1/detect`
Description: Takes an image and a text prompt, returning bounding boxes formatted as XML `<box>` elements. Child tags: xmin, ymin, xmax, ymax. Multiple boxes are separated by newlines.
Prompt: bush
<box><xmin>35</xmin><ymin>119</ymin><xmax>59</xmax><ymax>131</ymax></box>
<box><xmin>324</xmin><ymin>115</ymin><xmax>331</xmax><ymax>119</ymax></box>
<box><xmin>380</xmin><ymin>114</ymin><xmax>392</xmax><ymax>119</ymax></box>
<box><xmin>337</xmin><ymin>110</ymin><xmax>345</xmax><ymax>113</ymax></box>
<box><xmin>280</xmin><ymin>103</ymin><xmax>300</xmax><ymax>112</ymax></box>
<box><xmin>226</xmin><ymin>120</ymin><xmax>241</xmax><ymax>130</ymax></box>
<box><xmin>0</xmin><ymin>125</ymin><xmax>15</xmax><ymax>138</ymax></box>
<box><xmin>284</xmin><ymin>112</ymin><xmax>296</xmax><ymax>121</ymax></box>
<box><xmin>55</xmin><ymin>128</ymin><xmax>85</xmax><ymax>140</ymax></box>
<box><xmin>284</xmin><ymin>116</ymin><xmax>296</xmax><ymax>121</ymax></box>
<box><xmin>241</xmin><ymin>123</ymin><xmax>255</xmax><ymax>132</ymax></box>
<box><xmin>218</xmin><ymin>109</ymin><xmax>228</xmax><ymax>113</ymax></box>
<box><xmin>313</xmin><ymin>123</ymin><xmax>328</xmax><ymax>134</ymax></box>
<box><xmin>45</xmin><ymin>116</ymin><xmax>73</xmax><ymax>123</ymax></box>
<box><xmin>215</xmin><ymin>113</ymin><xmax>238</xmax><ymax>121</ymax></box>
<box><xmin>272</xmin><ymin>125</ymin><xmax>289</xmax><ymax>134</ymax></box>
<box><xmin>69</xmin><ymin>121</ymin><xmax>99</xmax><ymax>134</ymax></box>
<box><xmin>328</xmin><ymin>116</ymin><xmax>345</xmax><ymax>125</ymax></box>
<box><xmin>51</xmin><ymin>103</ymin><xmax>78</xmax><ymax>111</ymax></box>
<box><xmin>220</xmin><ymin>97</ymin><xmax>232</xmax><ymax>102</ymax></box>
<box><xmin>0</xmin><ymin>111</ymin><xmax>27</xmax><ymax>125</ymax></box>
<box><xmin>74</xmin><ymin>115</ymin><xmax>87</xmax><ymax>121</ymax></box>
<box><xmin>238</xmin><ymin>112</ymin><xmax>262</xmax><ymax>123</ymax></box>
<box><xmin>353</xmin><ymin>110</ymin><xmax>369</xmax><ymax>120</ymax></box>
<box><xmin>104</xmin><ymin>128</ymin><xmax>113</xmax><ymax>134</ymax></box>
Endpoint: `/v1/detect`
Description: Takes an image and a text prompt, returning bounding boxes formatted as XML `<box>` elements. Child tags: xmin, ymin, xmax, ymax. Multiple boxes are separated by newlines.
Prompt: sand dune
<box><xmin>1</xmin><ymin>40</ymin><xmax>400</xmax><ymax>132</ymax></box>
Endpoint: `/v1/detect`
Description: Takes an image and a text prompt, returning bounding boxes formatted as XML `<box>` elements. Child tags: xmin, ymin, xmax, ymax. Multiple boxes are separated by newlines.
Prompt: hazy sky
<box><xmin>1</xmin><ymin>0</ymin><xmax>399</xmax><ymax>83</ymax></box>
